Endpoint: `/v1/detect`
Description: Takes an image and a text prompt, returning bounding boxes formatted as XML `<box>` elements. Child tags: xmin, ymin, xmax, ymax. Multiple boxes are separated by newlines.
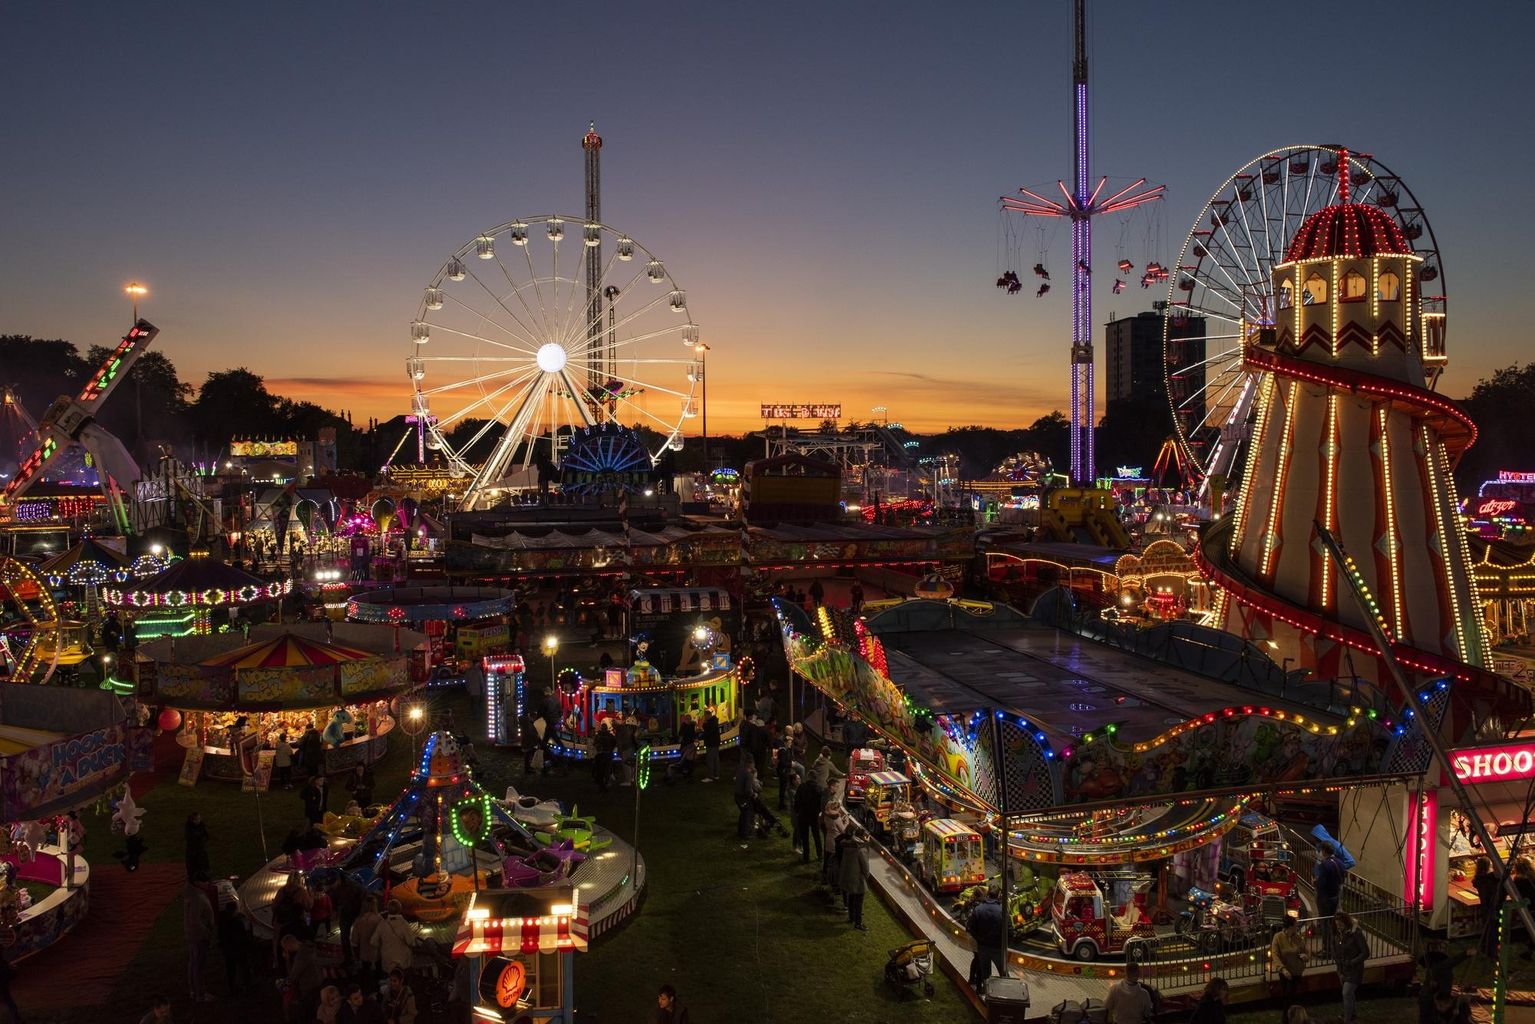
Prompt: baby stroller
<box><xmin>884</xmin><ymin>939</ymin><xmax>936</xmax><ymax>997</ymax></box>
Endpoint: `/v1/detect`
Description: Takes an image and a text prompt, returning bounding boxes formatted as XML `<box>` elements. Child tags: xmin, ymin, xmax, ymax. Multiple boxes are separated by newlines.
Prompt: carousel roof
<box><xmin>135</xmin><ymin>557</ymin><xmax>268</xmax><ymax>594</ymax></box>
<box><xmin>199</xmin><ymin>632</ymin><xmax>375</xmax><ymax>669</ymax></box>
<box><xmin>38</xmin><ymin>538</ymin><xmax>129</xmax><ymax>574</ymax></box>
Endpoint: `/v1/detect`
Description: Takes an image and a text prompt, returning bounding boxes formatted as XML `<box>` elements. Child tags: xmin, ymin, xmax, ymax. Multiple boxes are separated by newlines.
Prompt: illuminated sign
<box><xmin>1476</xmin><ymin>498</ymin><xmax>1520</xmax><ymax>517</ymax></box>
<box><xmin>1114</xmin><ymin>466</ymin><xmax>1144</xmax><ymax>479</ymax></box>
<box><xmin>230</xmin><ymin>440</ymin><xmax>298</xmax><ymax>458</ymax></box>
<box><xmin>1449</xmin><ymin>742</ymin><xmax>1535</xmax><ymax>784</ymax></box>
<box><xmin>1499</xmin><ymin>471</ymin><xmax>1535</xmax><ymax>483</ymax></box>
<box><xmin>1405</xmin><ymin>789</ymin><xmax>1436</xmax><ymax>909</ymax></box>
<box><xmin>760</xmin><ymin>404</ymin><xmax>841</xmax><ymax>420</ymax></box>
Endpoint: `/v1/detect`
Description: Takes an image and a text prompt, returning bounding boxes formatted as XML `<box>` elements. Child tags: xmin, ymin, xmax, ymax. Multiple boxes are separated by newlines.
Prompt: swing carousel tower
<box><xmin>1000</xmin><ymin>0</ymin><xmax>1165</xmax><ymax>484</ymax></box>
<box><xmin>1197</xmin><ymin>151</ymin><xmax>1527</xmax><ymax>732</ymax></box>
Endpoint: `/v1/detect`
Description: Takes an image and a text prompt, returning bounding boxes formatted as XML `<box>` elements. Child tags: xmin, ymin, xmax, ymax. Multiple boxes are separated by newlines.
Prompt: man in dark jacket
<box><xmin>792</xmin><ymin>775</ymin><xmax>822</xmax><ymax>863</ymax></box>
<box><xmin>300</xmin><ymin>777</ymin><xmax>326</xmax><ymax>826</ymax></box>
<box><xmin>331</xmin><ymin>872</ymin><xmax>368</xmax><ymax>964</ymax></box>
<box><xmin>297</xmin><ymin>725</ymin><xmax>324</xmax><ymax>779</ymax></box>
<box><xmin>967</xmin><ymin>890</ymin><xmax>1008</xmax><ymax>990</ymax></box>
<box><xmin>1334</xmin><ymin>911</ymin><xmax>1368</xmax><ymax>1024</ymax></box>
<box><xmin>1314</xmin><ymin>846</ymin><xmax>1346</xmax><ymax>952</ymax></box>
<box><xmin>733</xmin><ymin>760</ymin><xmax>756</xmax><ymax>842</ymax></box>
<box><xmin>701</xmin><ymin>711</ymin><xmax>722</xmax><ymax>781</ymax></box>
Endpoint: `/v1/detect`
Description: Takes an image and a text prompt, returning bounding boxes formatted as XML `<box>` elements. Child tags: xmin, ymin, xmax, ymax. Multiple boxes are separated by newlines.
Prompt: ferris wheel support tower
<box><xmin>1001</xmin><ymin>0</ymin><xmax>1164</xmax><ymax>485</ymax></box>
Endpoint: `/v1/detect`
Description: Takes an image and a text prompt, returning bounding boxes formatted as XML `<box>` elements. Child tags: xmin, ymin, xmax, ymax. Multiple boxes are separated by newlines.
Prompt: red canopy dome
<box><xmin>1285</xmin><ymin>148</ymin><xmax>1411</xmax><ymax>262</ymax></box>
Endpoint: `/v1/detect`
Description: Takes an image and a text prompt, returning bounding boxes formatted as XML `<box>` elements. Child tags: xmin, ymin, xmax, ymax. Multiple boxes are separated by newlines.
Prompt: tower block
<box><xmin>1198</xmin><ymin>153</ymin><xmax>1527</xmax><ymax>734</ymax></box>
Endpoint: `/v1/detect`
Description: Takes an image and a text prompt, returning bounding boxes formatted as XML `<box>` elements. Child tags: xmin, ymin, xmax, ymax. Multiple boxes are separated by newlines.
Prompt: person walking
<box><xmin>822</xmin><ymin>800</ymin><xmax>848</xmax><ymax>888</ymax></box>
<box><xmin>811</xmin><ymin>748</ymin><xmax>845</xmax><ymax>805</ymax></box>
<box><xmin>372</xmin><ymin>900</ymin><xmax>416</xmax><ymax>975</ymax></box>
<box><xmin>273</xmin><ymin>732</ymin><xmax>294</xmax><ymax>788</ymax></box>
<box><xmin>837</xmin><ymin>830</ymin><xmax>870</xmax><ymax>930</ymax></box>
<box><xmin>1472</xmin><ymin>857</ymin><xmax>1503</xmax><ymax>957</ymax></box>
<box><xmin>1269</xmin><ymin>914</ymin><xmax>1308</xmax><ymax>1007</ymax></box>
<box><xmin>1334</xmin><ymin>910</ymin><xmax>1368</xmax><ymax>1024</ymax></box>
<box><xmin>1188</xmin><ymin>978</ymin><xmax>1229</xmax><ymax>1024</ymax></box>
<box><xmin>793</xmin><ymin>775</ymin><xmax>822</xmax><ymax>864</ymax></box>
<box><xmin>701</xmin><ymin>710</ymin><xmax>722</xmax><ymax>782</ymax></box>
<box><xmin>1314</xmin><ymin>845</ymin><xmax>1346</xmax><ymax>952</ymax></box>
<box><xmin>297</xmin><ymin>724</ymin><xmax>324</xmax><ymax>779</ymax></box>
<box><xmin>1104</xmin><ymin>962</ymin><xmax>1155</xmax><ymax>1024</ymax></box>
<box><xmin>217</xmin><ymin>899</ymin><xmax>252</xmax><ymax>995</ymax></box>
<box><xmin>301</xmin><ymin>776</ymin><xmax>326</xmax><ymax>827</ymax></box>
<box><xmin>281</xmin><ymin>933</ymin><xmax>324</xmax><ymax>1024</ymax></box>
<box><xmin>184</xmin><ymin>812</ymin><xmax>211</xmax><ymax>880</ymax></box>
<box><xmin>592</xmin><ymin>720</ymin><xmax>617</xmax><ymax>792</ymax></box>
<box><xmin>647</xmin><ymin>983</ymin><xmax>690</xmax><ymax>1024</ymax></box>
<box><xmin>616</xmin><ymin>712</ymin><xmax>639</xmax><ymax>787</ymax></box>
<box><xmin>183</xmin><ymin>877</ymin><xmax>216</xmax><ymax>1003</ymax></box>
<box><xmin>849</xmin><ymin>581</ymin><xmax>864</xmax><ymax>615</ymax></box>
<box><xmin>966</xmin><ymin>889</ymin><xmax>1008</xmax><ymax>990</ymax></box>
<box><xmin>774</xmin><ymin>737</ymin><xmax>794</xmax><ymax>810</ymax></box>
<box><xmin>808</xmin><ymin>578</ymin><xmax>824</xmax><ymax>608</ymax></box>
<box><xmin>733</xmin><ymin>759</ymin><xmax>757</xmax><ymax>845</ymax></box>
<box><xmin>350</xmin><ymin>897</ymin><xmax>384</xmax><ymax>990</ymax></box>
<box><xmin>791</xmin><ymin>722</ymin><xmax>808</xmax><ymax>761</ymax></box>
<box><xmin>331</xmin><ymin>871</ymin><xmax>367</xmax><ymax>964</ymax></box>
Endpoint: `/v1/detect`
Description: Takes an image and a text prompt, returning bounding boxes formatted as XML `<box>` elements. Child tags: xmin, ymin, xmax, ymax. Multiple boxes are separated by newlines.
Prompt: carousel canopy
<box><xmin>104</xmin><ymin>556</ymin><xmax>291</xmax><ymax>608</ymax></box>
<box><xmin>199</xmin><ymin>632</ymin><xmax>374</xmax><ymax>669</ymax></box>
<box><xmin>39</xmin><ymin>538</ymin><xmax>129</xmax><ymax>575</ymax></box>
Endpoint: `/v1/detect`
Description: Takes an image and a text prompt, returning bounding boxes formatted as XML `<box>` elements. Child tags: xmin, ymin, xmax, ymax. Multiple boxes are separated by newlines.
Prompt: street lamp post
<box><xmin>542</xmin><ymin>634</ymin><xmax>559</xmax><ymax>689</ymax></box>
<box><xmin>124</xmin><ymin>282</ymin><xmax>147</xmax><ymax>323</ymax></box>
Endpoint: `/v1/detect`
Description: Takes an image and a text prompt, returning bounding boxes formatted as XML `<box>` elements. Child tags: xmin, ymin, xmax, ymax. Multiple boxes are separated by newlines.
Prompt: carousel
<box><xmin>101</xmin><ymin>553</ymin><xmax>292</xmax><ymax>639</ymax></box>
<box><xmin>129</xmin><ymin>625</ymin><xmax>417</xmax><ymax>782</ymax></box>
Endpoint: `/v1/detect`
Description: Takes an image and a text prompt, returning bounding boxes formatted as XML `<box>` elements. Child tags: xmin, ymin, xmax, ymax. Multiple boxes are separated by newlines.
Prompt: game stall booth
<box><xmin>0</xmin><ymin>685</ymin><xmax>142</xmax><ymax>960</ymax></box>
<box><xmin>130</xmin><ymin>626</ymin><xmax>417</xmax><ymax>783</ymax></box>
<box><xmin>453</xmin><ymin>884</ymin><xmax>588</xmax><ymax>1024</ymax></box>
<box><xmin>346</xmin><ymin>585</ymin><xmax>516</xmax><ymax>687</ymax></box>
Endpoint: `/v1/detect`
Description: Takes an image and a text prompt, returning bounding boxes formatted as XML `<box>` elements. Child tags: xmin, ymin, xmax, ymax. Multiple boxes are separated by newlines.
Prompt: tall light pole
<box><xmin>542</xmin><ymin>634</ymin><xmax>559</xmax><ymax>689</ymax></box>
<box><xmin>124</xmin><ymin>282</ymin><xmax>147</xmax><ymax>323</ymax></box>
<box><xmin>688</xmin><ymin>341</ymin><xmax>710</xmax><ymax>470</ymax></box>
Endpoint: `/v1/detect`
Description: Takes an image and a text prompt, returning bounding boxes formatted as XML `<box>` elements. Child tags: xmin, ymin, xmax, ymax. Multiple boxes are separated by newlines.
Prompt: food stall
<box><xmin>453</xmin><ymin>884</ymin><xmax>588</xmax><ymax>1024</ymax></box>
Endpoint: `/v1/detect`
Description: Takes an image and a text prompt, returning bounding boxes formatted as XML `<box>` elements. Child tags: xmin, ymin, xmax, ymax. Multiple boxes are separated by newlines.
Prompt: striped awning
<box><xmin>865</xmin><ymin>771</ymin><xmax>910</xmax><ymax>787</ymax></box>
<box><xmin>452</xmin><ymin>903</ymin><xmax>589</xmax><ymax>956</ymax></box>
<box><xmin>199</xmin><ymin>632</ymin><xmax>374</xmax><ymax>669</ymax></box>
<box><xmin>923</xmin><ymin>818</ymin><xmax>979</xmax><ymax>839</ymax></box>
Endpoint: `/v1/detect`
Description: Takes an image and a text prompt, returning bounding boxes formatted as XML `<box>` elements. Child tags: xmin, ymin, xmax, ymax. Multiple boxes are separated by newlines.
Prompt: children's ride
<box><xmin>917</xmin><ymin>818</ymin><xmax>985</xmax><ymax>894</ymax></box>
<box><xmin>860</xmin><ymin>770</ymin><xmax>910</xmax><ymax>834</ymax></box>
<box><xmin>1050</xmin><ymin>871</ymin><xmax>1156</xmax><ymax>962</ymax></box>
<box><xmin>845</xmin><ymin>748</ymin><xmax>887</xmax><ymax>804</ymax></box>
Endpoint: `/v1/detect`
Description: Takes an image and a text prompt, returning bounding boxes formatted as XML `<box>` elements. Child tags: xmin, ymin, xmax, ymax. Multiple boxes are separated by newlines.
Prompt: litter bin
<box><xmin>985</xmin><ymin>976</ymin><xmax>1030</xmax><ymax>1024</ymax></box>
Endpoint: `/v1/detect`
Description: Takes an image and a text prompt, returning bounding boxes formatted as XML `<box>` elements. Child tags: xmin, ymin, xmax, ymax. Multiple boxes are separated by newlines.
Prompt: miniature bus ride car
<box><xmin>918</xmin><ymin>818</ymin><xmax>986</xmax><ymax>894</ymax></box>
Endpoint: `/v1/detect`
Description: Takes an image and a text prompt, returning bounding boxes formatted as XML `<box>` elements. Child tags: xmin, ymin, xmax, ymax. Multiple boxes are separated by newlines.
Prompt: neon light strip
<box><xmin>1422</xmin><ymin>423</ymin><xmax>1470</xmax><ymax>662</ymax></box>
<box><xmin>1230</xmin><ymin>374</ymin><xmax>1275</xmax><ymax>557</ymax></box>
<box><xmin>1320</xmin><ymin>394</ymin><xmax>1340</xmax><ymax>609</ymax></box>
<box><xmin>1440</xmin><ymin>439</ymin><xmax>1488</xmax><ymax>666</ymax></box>
<box><xmin>1377</xmin><ymin>408</ymin><xmax>1406</xmax><ymax>639</ymax></box>
<box><xmin>1330</xmin><ymin>263</ymin><xmax>1340</xmax><ymax>357</ymax></box>
<box><xmin>1260</xmin><ymin>381</ymin><xmax>1296</xmax><ymax>577</ymax></box>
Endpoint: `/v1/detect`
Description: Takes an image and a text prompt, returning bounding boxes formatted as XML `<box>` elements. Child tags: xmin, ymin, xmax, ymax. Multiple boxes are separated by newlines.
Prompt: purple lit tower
<box><xmin>1001</xmin><ymin>0</ymin><xmax>1164</xmax><ymax>484</ymax></box>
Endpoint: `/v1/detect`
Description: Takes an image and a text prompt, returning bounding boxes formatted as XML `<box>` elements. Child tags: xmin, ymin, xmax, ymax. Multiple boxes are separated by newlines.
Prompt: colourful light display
<box><xmin>1404</xmin><ymin>788</ymin><xmax>1436</xmax><ymax>910</ymax></box>
<box><xmin>1448</xmin><ymin>741</ymin><xmax>1535</xmax><ymax>785</ymax></box>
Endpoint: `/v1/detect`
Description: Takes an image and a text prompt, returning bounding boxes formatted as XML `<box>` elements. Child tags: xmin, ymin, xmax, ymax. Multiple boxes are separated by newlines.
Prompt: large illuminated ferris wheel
<box><xmin>1163</xmin><ymin>144</ymin><xmax>1447</xmax><ymax>489</ymax></box>
<box><xmin>406</xmin><ymin>214</ymin><xmax>701</xmax><ymax>510</ymax></box>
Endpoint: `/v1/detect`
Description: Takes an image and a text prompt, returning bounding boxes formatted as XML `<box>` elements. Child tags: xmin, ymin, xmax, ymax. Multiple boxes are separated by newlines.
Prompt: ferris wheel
<box><xmin>407</xmin><ymin>215</ymin><xmax>701</xmax><ymax>510</ymax></box>
<box><xmin>1163</xmin><ymin>145</ymin><xmax>1446</xmax><ymax>486</ymax></box>
<box><xmin>0</xmin><ymin>556</ymin><xmax>61</xmax><ymax>685</ymax></box>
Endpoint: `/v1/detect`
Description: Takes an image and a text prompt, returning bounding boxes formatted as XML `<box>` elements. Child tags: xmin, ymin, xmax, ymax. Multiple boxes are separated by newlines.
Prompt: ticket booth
<box><xmin>452</xmin><ymin>885</ymin><xmax>587</xmax><ymax>1024</ymax></box>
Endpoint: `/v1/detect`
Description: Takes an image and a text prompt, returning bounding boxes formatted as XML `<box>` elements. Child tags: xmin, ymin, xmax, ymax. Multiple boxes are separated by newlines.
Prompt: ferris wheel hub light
<box><xmin>536</xmin><ymin>343</ymin><xmax>568</xmax><ymax>373</ymax></box>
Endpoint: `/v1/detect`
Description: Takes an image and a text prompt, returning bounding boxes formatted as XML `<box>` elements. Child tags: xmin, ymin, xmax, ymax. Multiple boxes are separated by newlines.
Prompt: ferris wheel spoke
<box><xmin>594</xmin><ymin>368</ymin><xmax>692</xmax><ymax>400</ymax></box>
<box><xmin>557</xmin><ymin>370</ymin><xmax>598</xmax><ymax>429</ymax></box>
<box><xmin>468</xmin><ymin>259</ymin><xmax>548</xmax><ymax>347</ymax></box>
<box><xmin>446</xmin><ymin>380</ymin><xmax>535</xmax><ymax>455</ymax></box>
<box><xmin>562</xmin><ymin>290</ymin><xmax>674</xmax><ymax>353</ymax></box>
<box><xmin>432</xmin><ymin>366</ymin><xmax>540</xmax><ymax>427</ymax></box>
<box><xmin>609</xmin><ymin>387</ymin><xmax>687</xmax><ymax>434</ymax></box>
<box><xmin>418</xmin><ymin>365</ymin><xmax>530</xmax><ymax>397</ymax></box>
<box><xmin>432</xmin><ymin>303</ymin><xmax>540</xmax><ymax>357</ymax></box>
<box><xmin>1177</xmin><ymin>361</ymin><xmax>1244</xmax><ymax>414</ymax></box>
<box><xmin>592</xmin><ymin>322</ymin><xmax>697</xmax><ymax>356</ymax></box>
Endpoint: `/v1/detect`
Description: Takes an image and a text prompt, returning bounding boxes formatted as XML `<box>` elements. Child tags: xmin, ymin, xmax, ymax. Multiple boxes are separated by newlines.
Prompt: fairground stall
<box><xmin>778</xmin><ymin>597</ymin><xmax>1424</xmax><ymax>983</ymax></box>
<box><xmin>346</xmin><ymin>585</ymin><xmax>516</xmax><ymax>686</ymax></box>
<box><xmin>0</xmin><ymin>685</ymin><xmax>146</xmax><ymax>960</ymax></box>
<box><xmin>453</xmin><ymin>885</ymin><xmax>588</xmax><ymax>1024</ymax></box>
<box><xmin>101</xmin><ymin>553</ymin><xmax>291</xmax><ymax>639</ymax></box>
<box><xmin>129</xmin><ymin>625</ymin><xmax>418</xmax><ymax>783</ymax></box>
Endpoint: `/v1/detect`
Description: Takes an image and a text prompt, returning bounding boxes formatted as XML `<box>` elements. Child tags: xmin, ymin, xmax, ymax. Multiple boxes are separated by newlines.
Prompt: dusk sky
<box><xmin>3</xmin><ymin>1</ymin><xmax>1531</xmax><ymax>436</ymax></box>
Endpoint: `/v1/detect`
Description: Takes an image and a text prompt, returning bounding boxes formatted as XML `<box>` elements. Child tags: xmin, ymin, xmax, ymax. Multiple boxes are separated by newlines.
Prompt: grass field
<box><xmin>16</xmin><ymin>683</ymin><xmax>1521</xmax><ymax>1024</ymax></box>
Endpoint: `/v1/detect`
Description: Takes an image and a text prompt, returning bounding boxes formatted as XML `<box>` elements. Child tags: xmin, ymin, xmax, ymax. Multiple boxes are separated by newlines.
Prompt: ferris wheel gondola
<box><xmin>1162</xmin><ymin>145</ymin><xmax>1447</xmax><ymax>490</ymax></box>
<box><xmin>407</xmin><ymin>215</ymin><xmax>701</xmax><ymax>511</ymax></box>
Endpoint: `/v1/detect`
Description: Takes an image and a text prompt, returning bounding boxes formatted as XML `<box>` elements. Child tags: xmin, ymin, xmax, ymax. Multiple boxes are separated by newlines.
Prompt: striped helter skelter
<box><xmin>1199</xmin><ymin>153</ymin><xmax>1528</xmax><ymax>727</ymax></box>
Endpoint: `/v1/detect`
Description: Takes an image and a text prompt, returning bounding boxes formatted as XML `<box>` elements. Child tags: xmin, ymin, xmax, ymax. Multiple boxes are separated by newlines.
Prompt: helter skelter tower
<box><xmin>1001</xmin><ymin>0</ymin><xmax>1164</xmax><ymax>484</ymax></box>
<box><xmin>1198</xmin><ymin>152</ymin><xmax>1527</xmax><ymax>730</ymax></box>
